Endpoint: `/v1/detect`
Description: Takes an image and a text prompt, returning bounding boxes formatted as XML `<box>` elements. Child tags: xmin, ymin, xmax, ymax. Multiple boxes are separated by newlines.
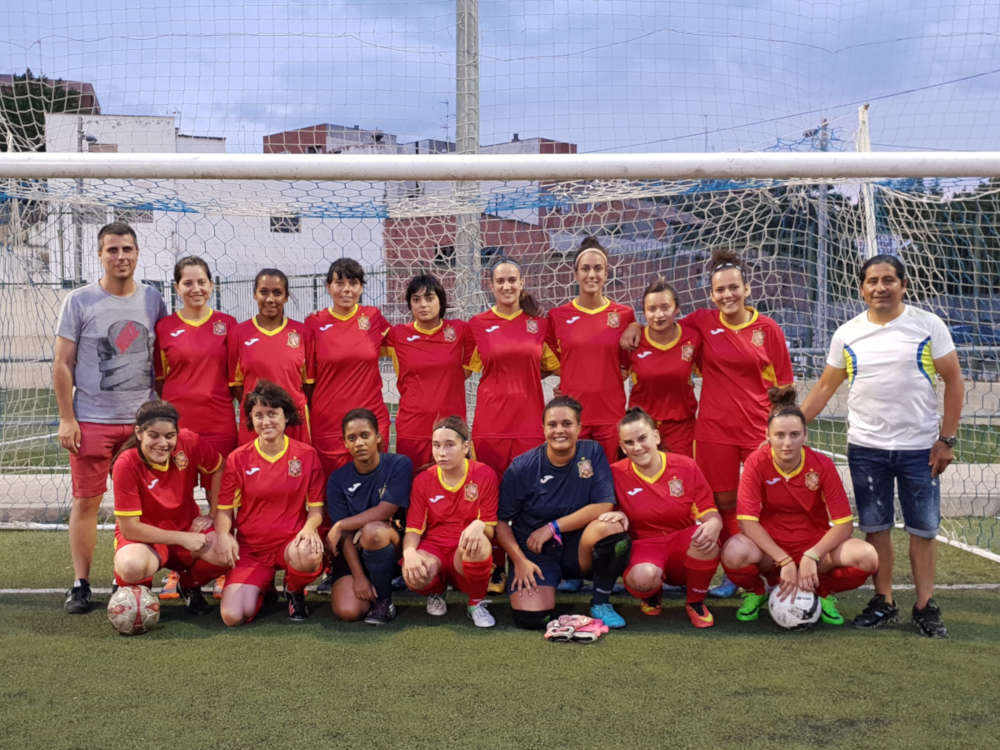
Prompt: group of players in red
<box><xmin>112</xmin><ymin>238</ymin><xmax>878</xmax><ymax>630</ymax></box>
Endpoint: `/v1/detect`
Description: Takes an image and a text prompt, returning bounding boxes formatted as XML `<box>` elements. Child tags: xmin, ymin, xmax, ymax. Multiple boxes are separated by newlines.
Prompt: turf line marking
<box><xmin>0</xmin><ymin>432</ymin><xmax>58</xmax><ymax>447</ymax></box>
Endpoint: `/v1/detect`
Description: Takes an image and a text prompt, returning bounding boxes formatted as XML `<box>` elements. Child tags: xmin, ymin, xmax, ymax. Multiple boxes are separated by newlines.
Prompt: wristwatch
<box><xmin>938</xmin><ymin>435</ymin><xmax>957</xmax><ymax>448</ymax></box>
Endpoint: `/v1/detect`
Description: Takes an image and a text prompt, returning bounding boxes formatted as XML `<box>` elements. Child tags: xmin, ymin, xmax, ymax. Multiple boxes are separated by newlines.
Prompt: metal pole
<box><xmin>455</xmin><ymin>0</ymin><xmax>480</xmax><ymax>318</ymax></box>
<box><xmin>74</xmin><ymin>116</ymin><xmax>84</xmax><ymax>284</ymax></box>
<box><xmin>814</xmin><ymin>119</ymin><xmax>829</xmax><ymax>347</ymax></box>
<box><xmin>857</xmin><ymin>104</ymin><xmax>878</xmax><ymax>258</ymax></box>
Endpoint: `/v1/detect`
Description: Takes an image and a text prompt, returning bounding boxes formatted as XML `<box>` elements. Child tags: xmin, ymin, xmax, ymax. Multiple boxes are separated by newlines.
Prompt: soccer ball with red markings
<box><xmin>768</xmin><ymin>588</ymin><xmax>821</xmax><ymax>630</ymax></box>
<box><xmin>107</xmin><ymin>585</ymin><xmax>160</xmax><ymax>635</ymax></box>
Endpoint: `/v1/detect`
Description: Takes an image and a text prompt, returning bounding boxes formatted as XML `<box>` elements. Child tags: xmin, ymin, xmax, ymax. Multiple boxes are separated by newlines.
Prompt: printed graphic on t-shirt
<box><xmin>98</xmin><ymin>320</ymin><xmax>151</xmax><ymax>390</ymax></box>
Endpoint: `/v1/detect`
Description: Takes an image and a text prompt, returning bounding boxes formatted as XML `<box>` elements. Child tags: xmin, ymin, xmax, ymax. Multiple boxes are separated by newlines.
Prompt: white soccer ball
<box><xmin>107</xmin><ymin>585</ymin><xmax>161</xmax><ymax>636</ymax></box>
<box><xmin>768</xmin><ymin>587</ymin><xmax>821</xmax><ymax>630</ymax></box>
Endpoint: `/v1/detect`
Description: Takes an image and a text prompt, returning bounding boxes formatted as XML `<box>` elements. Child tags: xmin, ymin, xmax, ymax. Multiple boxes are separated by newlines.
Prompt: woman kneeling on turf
<box><xmin>112</xmin><ymin>401</ymin><xmax>230</xmax><ymax>614</ymax></box>
<box><xmin>401</xmin><ymin>416</ymin><xmax>498</xmax><ymax>628</ymax></box>
<box><xmin>496</xmin><ymin>396</ymin><xmax>631</xmax><ymax>629</ymax></box>
<box><xmin>216</xmin><ymin>381</ymin><xmax>326</xmax><ymax>626</ymax></box>
<box><xmin>603</xmin><ymin>407</ymin><xmax>722</xmax><ymax>628</ymax></box>
<box><xmin>722</xmin><ymin>387</ymin><xmax>878</xmax><ymax>625</ymax></box>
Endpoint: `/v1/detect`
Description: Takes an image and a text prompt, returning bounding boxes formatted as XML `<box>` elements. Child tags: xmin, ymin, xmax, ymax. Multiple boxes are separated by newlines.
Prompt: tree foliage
<box><xmin>0</xmin><ymin>68</ymin><xmax>87</xmax><ymax>152</ymax></box>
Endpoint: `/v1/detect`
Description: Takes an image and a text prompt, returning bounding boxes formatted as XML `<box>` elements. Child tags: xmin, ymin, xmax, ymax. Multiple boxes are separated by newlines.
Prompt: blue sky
<box><xmin>2</xmin><ymin>0</ymin><xmax>998</xmax><ymax>154</ymax></box>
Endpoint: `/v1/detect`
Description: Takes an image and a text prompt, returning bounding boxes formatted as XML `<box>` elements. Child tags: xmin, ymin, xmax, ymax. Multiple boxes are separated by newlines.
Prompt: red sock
<box><xmin>724</xmin><ymin>563</ymin><xmax>765</xmax><ymax>595</ymax></box>
<box><xmin>684</xmin><ymin>554</ymin><xmax>719</xmax><ymax>603</ymax></box>
<box><xmin>283</xmin><ymin>564</ymin><xmax>321</xmax><ymax>594</ymax></box>
<box><xmin>461</xmin><ymin>557</ymin><xmax>492</xmax><ymax>605</ymax></box>
<box><xmin>179</xmin><ymin>559</ymin><xmax>228</xmax><ymax>589</ymax></box>
<box><xmin>718</xmin><ymin>507</ymin><xmax>740</xmax><ymax>541</ymax></box>
<box><xmin>818</xmin><ymin>566</ymin><xmax>871</xmax><ymax>596</ymax></box>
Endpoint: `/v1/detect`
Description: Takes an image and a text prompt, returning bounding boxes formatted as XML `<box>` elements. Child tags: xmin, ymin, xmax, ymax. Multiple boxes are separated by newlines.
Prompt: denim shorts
<box><xmin>847</xmin><ymin>444</ymin><xmax>941</xmax><ymax>538</ymax></box>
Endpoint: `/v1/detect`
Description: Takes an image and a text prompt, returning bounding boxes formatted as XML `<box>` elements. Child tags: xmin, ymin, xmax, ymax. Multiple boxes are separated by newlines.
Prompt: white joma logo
<box><xmin>566</xmin><ymin>316</ymin><xmax>581</xmax><ymax>324</ymax></box>
<box><xmin>539</xmin><ymin>475</ymin><xmax>554</xmax><ymax>484</ymax></box>
<box><xmin>169</xmin><ymin>329</ymin><xmax>185</xmax><ymax>338</ymax></box>
<box><xmin>485</xmin><ymin>325</ymin><xmax>500</xmax><ymax>333</ymax></box>
<box><xmin>147</xmin><ymin>478</ymin><xmax>159</xmax><ymax>489</ymax></box>
<box><xmin>429</xmin><ymin>494</ymin><xmax>445</xmax><ymax>503</ymax></box>
<box><xmin>766</xmin><ymin>477</ymin><xmax>781</xmax><ymax>485</ymax></box>
<box><xmin>626</xmin><ymin>487</ymin><xmax>642</xmax><ymax>496</ymax></box>
<box><xmin>244</xmin><ymin>337</ymin><xmax>260</xmax><ymax>346</ymax></box>
<box><xmin>245</xmin><ymin>467</ymin><xmax>261</xmax><ymax>476</ymax></box>
<box><xmin>636</xmin><ymin>351</ymin><xmax>652</xmax><ymax>359</ymax></box>
<box><xmin>709</xmin><ymin>328</ymin><xmax>724</xmax><ymax>335</ymax></box>
<box><xmin>347</xmin><ymin>482</ymin><xmax>361</xmax><ymax>493</ymax></box>
<box><xmin>406</xmin><ymin>335</ymin><xmax>421</xmax><ymax>342</ymax></box>
<box><xmin>319</xmin><ymin>324</ymin><xmax>333</xmax><ymax>331</ymax></box>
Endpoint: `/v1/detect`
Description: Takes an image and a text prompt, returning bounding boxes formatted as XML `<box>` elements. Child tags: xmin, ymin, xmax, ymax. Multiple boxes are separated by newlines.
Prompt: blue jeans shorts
<box><xmin>847</xmin><ymin>444</ymin><xmax>941</xmax><ymax>539</ymax></box>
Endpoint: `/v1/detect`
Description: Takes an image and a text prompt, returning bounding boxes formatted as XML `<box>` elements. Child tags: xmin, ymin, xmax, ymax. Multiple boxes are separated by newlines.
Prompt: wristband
<box><xmin>548</xmin><ymin>520</ymin><xmax>563</xmax><ymax>546</ymax></box>
<box><xmin>775</xmin><ymin>556</ymin><xmax>793</xmax><ymax>568</ymax></box>
<box><xmin>803</xmin><ymin>550</ymin><xmax>821</xmax><ymax>563</ymax></box>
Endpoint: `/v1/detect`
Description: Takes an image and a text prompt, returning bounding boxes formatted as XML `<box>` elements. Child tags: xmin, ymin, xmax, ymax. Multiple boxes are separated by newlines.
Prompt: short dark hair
<box><xmin>254</xmin><ymin>268</ymin><xmax>289</xmax><ymax>294</ymax></box>
<box><xmin>97</xmin><ymin>222</ymin><xmax>137</xmax><ymax>249</ymax></box>
<box><xmin>432</xmin><ymin>415</ymin><xmax>471</xmax><ymax>443</ymax></box>
<box><xmin>243</xmin><ymin>380</ymin><xmax>301</xmax><ymax>427</ymax></box>
<box><xmin>342</xmin><ymin>407</ymin><xmax>380</xmax><ymax>435</ymax></box>
<box><xmin>767</xmin><ymin>385</ymin><xmax>805</xmax><ymax>427</ymax></box>
<box><xmin>543</xmin><ymin>395</ymin><xmax>583</xmax><ymax>423</ymax></box>
<box><xmin>859</xmin><ymin>253</ymin><xmax>906</xmax><ymax>284</ymax></box>
<box><xmin>708</xmin><ymin>249</ymin><xmax>748</xmax><ymax>284</ymax></box>
<box><xmin>173</xmin><ymin>255</ymin><xmax>212</xmax><ymax>284</ymax></box>
<box><xmin>642</xmin><ymin>277</ymin><xmax>679</xmax><ymax>308</ymax></box>
<box><xmin>326</xmin><ymin>258</ymin><xmax>365</xmax><ymax>285</ymax></box>
<box><xmin>618</xmin><ymin>406</ymin><xmax>657</xmax><ymax>434</ymax></box>
<box><xmin>405</xmin><ymin>273</ymin><xmax>448</xmax><ymax>317</ymax></box>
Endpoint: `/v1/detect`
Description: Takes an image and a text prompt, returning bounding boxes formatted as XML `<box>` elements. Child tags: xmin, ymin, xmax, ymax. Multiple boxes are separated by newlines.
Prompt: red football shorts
<box><xmin>694</xmin><ymin>440</ymin><xmax>756</xmax><ymax>494</ymax></box>
<box><xmin>70</xmin><ymin>422</ymin><xmax>133</xmax><ymax>498</ymax></box>
<box><xmin>625</xmin><ymin>526</ymin><xmax>698</xmax><ymax>586</ymax></box>
<box><xmin>579</xmin><ymin>423</ymin><xmax>621</xmax><ymax>465</ymax></box>
<box><xmin>409</xmin><ymin>538</ymin><xmax>480</xmax><ymax>597</ymax></box>
<box><xmin>472</xmin><ymin>435</ymin><xmax>540</xmax><ymax>477</ymax></box>
<box><xmin>657</xmin><ymin>419</ymin><xmax>695</xmax><ymax>458</ymax></box>
<box><xmin>114</xmin><ymin>527</ymin><xmax>215</xmax><ymax>573</ymax></box>
<box><xmin>226</xmin><ymin>534</ymin><xmax>296</xmax><ymax>589</ymax></box>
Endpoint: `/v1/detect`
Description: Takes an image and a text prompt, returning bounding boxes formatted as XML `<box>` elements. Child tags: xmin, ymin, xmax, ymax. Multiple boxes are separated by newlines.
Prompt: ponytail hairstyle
<box><xmin>573</xmin><ymin>236</ymin><xmax>609</xmax><ymax>270</ymax></box>
<box><xmin>708</xmin><ymin>248</ymin><xmax>749</xmax><ymax>285</ymax></box>
<box><xmin>489</xmin><ymin>256</ymin><xmax>544</xmax><ymax>318</ymax></box>
<box><xmin>432</xmin><ymin>415</ymin><xmax>472</xmax><ymax>457</ymax></box>
<box><xmin>617</xmin><ymin>406</ymin><xmax>658</xmax><ymax>435</ymax></box>
<box><xmin>767</xmin><ymin>385</ymin><xmax>805</xmax><ymax>427</ymax></box>
<box><xmin>114</xmin><ymin>400</ymin><xmax>181</xmax><ymax>468</ymax></box>
<box><xmin>341</xmin><ymin>407</ymin><xmax>380</xmax><ymax>436</ymax></box>
<box><xmin>173</xmin><ymin>255</ymin><xmax>213</xmax><ymax>284</ymax></box>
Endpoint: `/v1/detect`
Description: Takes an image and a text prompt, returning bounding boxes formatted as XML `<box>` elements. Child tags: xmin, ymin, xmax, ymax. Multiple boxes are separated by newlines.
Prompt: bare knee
<box><xmin>856</xmin><ymin>541</ymin><xmax>879</xmax><ymax>572</ymax></box>
<box><xmin>721</xmin><ymin>534</ymin><xmax>758</xmax><ymax>568</ymax></box>
<box><xmin>359</xmin><ymin>522</ymin><xmax>395</xmax><ymax>550</ymax></box>
<box><xmin>220</xmin><ymin>605</ymin><xmax>246</xmax><ymax>627</ymax></box>
<box><xmin>625</xmin><ymin>565</ymin><xmax>661</xmax><ymax>595</ymax></box>
<box><xmin>331</xmin><ymin>596</ymin><xmax>368</xmax><ymax>622</ymax></box>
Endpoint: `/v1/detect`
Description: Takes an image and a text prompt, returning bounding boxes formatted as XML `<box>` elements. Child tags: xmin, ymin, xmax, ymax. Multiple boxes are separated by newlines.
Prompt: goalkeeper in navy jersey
<box><xmin>325</xmin><ymin>408</ymin><xmax>412</xmax><ymax>626</ymax></box>
<box><xmin>495</xmin><ymin>396</ymin><xmax>632</xmax><ymax>630</ymax></box>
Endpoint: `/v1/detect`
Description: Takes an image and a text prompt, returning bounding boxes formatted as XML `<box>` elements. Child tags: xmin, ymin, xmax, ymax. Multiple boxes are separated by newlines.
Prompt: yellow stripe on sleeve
<box><xmin>114</xmin><ymin>510</ymin><xmax>142</xmax><ymax>517</ymax></box>
<box><xmin>694</xmin><ymin>507</ymin><xmax>718</xmax><ymax>520</ymax></box>
<box><xmin>465</xmin><ymin>348</ymin><xmax>482</xmax><ymax>373</ymax></box>
<box><xmin>736</xmin><ymin>514</ymin><xmax>759</xmax><ymax>522</ymax></box>
<box><xmin>404</xmin><ymin>526</ymin><xmax>425</xmax><ymax>536</ymax></box>
<box><xmin>831</xmin><ymin>515</ymin><xmax>854</xmax><ymax>526</ymax></box>
<box><xmin>541</xmin><ymin>343</ymin><xmax>560</xmax><ymax>372</ymax></box>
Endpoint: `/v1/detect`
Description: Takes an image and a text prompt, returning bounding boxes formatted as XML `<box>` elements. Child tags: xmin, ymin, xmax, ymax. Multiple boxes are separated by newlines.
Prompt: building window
<box><xmin>480</xmin><ymin>245</ymin><xmax>502</xmax><ymax>266</ymax></box>
<box><xmin>115</xmin><ymin>208</ymin><xmax>153</xmax><ymax>224</ymax></box>
<box><xmin>433</xmin><ymin>245</ymin><xmax>455</xmax><ymax>268</ymax></box>
<box><xmin>270</xmin><ymin>215</ymin><xmax>301</xmax><ymax>233</ymax></box>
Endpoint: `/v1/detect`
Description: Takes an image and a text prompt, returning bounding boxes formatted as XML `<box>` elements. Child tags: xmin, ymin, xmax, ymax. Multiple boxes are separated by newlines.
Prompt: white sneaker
<box><xmin>467</xmin><ymin>600</ymin><xmax>495</xmax><ymax>628</ymax></box>
<box><xmin>426</xmin><ymin>593</ymin><xmax>448</xmax><ymax>616</ymax></box>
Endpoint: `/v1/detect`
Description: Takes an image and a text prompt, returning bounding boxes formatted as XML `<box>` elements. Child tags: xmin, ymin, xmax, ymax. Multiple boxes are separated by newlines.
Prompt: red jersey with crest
<box><xmin>218</xmin><ymin>436</ymin><xmax>325</xmax><ymax>552</ymax></box>
<box><xmin>737</xmin><ymin>444</ymin><xmax>853</xmax><ymax>548</ymax></box>
<box><xmin>684</xmin><ymin>307</ymin><xmax>793</xmax><ymax>447</ymax></box>
<box><xmin>547</xmin><ymin>299</ymin><xmax>635</xmax><ymax>426</ymax></box>
<box><xmin>155</xmin><ymin>309</ymin><xmax>238</xmax><ymax>438</ymax></box>
<box><xmin>228</xmin><ymin>317</ymin><xmax>310</xmax><ymax>436</ymax></box>
<box><xmin>611</xmin><ymin>452</ymin><xmax>716</xmax><ymax>539</ymax></box>
<box><xmin>465</xmin><ymin>308</ymin><xmax>559</xmax><ymax>440</ymax></box>
<box><xmin>306</xmin><ymin>304</ymin><xmax>390</xmax><ymax>443</ymax></box>
<box><xmin>113</xmin><ymin>429</ymin><xmax>223</xmax><ymax>541</ymax></box>
<box><xmin>627</xmin><ymin>324</ymin><xmax>700</xmax><ymax>423</ymax></box>
<box><xmin>405</xmin><ymin>460</ymin><xmax>499</xmax><ymax>547</ymax></box>
<box><xmin>385</xmin><ymin>319</ymin><xmax>472</xmax><ymax>440</ymax></box>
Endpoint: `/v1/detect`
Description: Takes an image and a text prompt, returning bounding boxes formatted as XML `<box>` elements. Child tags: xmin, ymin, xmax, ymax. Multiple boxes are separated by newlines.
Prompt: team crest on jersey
<box><xmin>607</xmin><ymin>311</ymin><xmax>621</xmax><ymax>328</ymax></box>
<box><xmin>668</xmin><ymin>476</ymin><xmax>685</xmax><ymax>497</ymax></box>
<box><xmin>287</xmin><ymin>331</ymin><xmax>300</xmax><ymax>349</ymax></box>
<box><xmin>681</xmin><ymin>343</ymin><xmax>694</xmax><ymax>362</ymax></box>
<box><xmin>804</xmin><ymin>469</ymin><xmax>820</xmax><ymax>491</ymax></box>
<box><xmin>464</xmin><ymin>482</ymin><xmax>479</xmax><ymax>502</ymax></box>
<box><xmin>288</xmin><ymin>458</ymin><xmax>302</xmax><ymax>477</ymax></box>
<box><xmin>358</xmin><ymin>314</ymin><xmax>371</xmax><ymax>331</ymax></box>
<box><xmin>751</xmin><ymin>328</ymin><xmax>765</xmax><ymax>347</ymax></box>
<box><xmin>526</xmin><ymin>318</ymin><xmax>538</xmax><ymax>334</ymax></box>
<box><xmin>443</xmin><ymin>325</ymin><xmax>456</xmax><ymax>342</ymax></box>
<box><xmin>577</xmin><ymin>457</ymin><xmax>594</xmax><ymax>479</ymax></box>
<box><xmin>173</xmin><ymin>451</ymin><xmax>189</xmax><ymax>470</ymax></box>
<box><xmin>213</xmin><ymin>320</ymin><xmax>227</xmax><ymax>336</ymax></box>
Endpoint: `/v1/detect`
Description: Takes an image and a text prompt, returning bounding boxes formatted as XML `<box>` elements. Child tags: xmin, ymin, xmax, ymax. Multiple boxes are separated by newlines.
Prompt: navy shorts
<box><xmin>509</xmin><ymin>529</ymin><xmax>585</xmax><ymax>591</ymax></box>
<box><xmin>847</xmin><ymin>444</ymin><xmax>941</xmax><ymax>539</ymax></box>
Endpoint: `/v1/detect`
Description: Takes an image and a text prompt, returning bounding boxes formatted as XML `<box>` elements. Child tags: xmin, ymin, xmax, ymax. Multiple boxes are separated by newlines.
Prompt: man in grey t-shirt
<box><xmin>53</xmin><ymin>222</ymin><xmax>167</xmax><ymax>613</ymax></box>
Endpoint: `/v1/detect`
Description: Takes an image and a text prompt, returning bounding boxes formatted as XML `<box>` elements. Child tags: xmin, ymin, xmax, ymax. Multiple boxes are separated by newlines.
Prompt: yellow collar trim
<box><xmin>328</xmin><ymin>304</ymin><xmax>359</xmax><ymax>321</ymax></box>
<box><xmin>437</xmin><ymin>459</ymin><xmax>469</xmax><ymax>492</ymax></box>
<box><xmin>177</xmin><ymin>308</ymin><xmax>214</xmax><ymax>327</ymax></box>
<box><xmin>572</xmin><ymin>297</ymin><xmax>611</xmax><ymax>314</ymax></box>
<box><xmin>491</xmin><ymin>306</ymin><xmax>523</xmax><ymax>321</ymax></box>
<box><xmin>413</xmin><ymin>320</ymin><xmax>443</xmax><ymax>335</ymax></box>
<box><xmin>720</xmin><ymin>307</ymin><xmax>759</xmax><ymax>332</ymax></box>
<box><xmin>252</xmin><ymin>316</ymin><xmax>288</xmax><ymax>336</ymax></box>
<box><xmin>255</xmin><ymin>435</ymin><xmax>290</xmax><ymax>463</ymax></box>
<box><xmin>771</xmin><ymin>448</ymin><xmax>805</xmax><ymax>480</ymax></box>
<box><xmin>148</xmin><ymin>459</ymin><xmax>170</xmax><ymax>472</ymax></box>
<box><xmin>644</xmin><ymin>324</ymin><xmax>682</xmax><ymax>352</ymax></box>
<box><xmin>632</xmin><ymin>451</ymin><xmax>668</xmax><ymax>484</ymax></box>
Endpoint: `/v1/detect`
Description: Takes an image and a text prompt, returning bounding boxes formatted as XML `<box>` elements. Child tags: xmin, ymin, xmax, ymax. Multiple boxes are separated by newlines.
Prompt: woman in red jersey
<box><xmin>547</xmin><ymin>237</ymin><xmax>635</xmax><ymax>464</ymax></box>
<box><xmin>385</xmin><ymin>273</ymin><xmax>472</xmax><ymax>470</ymax></box>
<box><xmin>466</xmin><ymin>258</ymin><xmax>558</xmax><ymax>476</ymax></box>
<box><xmin>216</xmin><ymin>381</ymin><xmax>326</xmax><ymax>626</ymax></box>
<box><xmin>721</xmin><ymin>387</ymin><xmax>877</xmax><ymax>626</ymax></box>
<box><xmin>625</xmin><ymin>278</ymin><xmax>701</xmax><ymax>457</ymax></box>
<box><xmin>306</xmin><ymin>258</ymin><xmax>390</xmax><ymax>475</ymax></box>
<box><xmin>229</xmin><ymin>268</ymin><xmax>311</xmax><ymax>446</ymax></box>
<box><xmin>401</xmin><ymin>416</ymin><xmax>498</xmax><ymax>628</ymax></box>
<box><xmin>603</xmin><ymin>407</ymin><xmax>721</xmax><ymax>628</ymax></box>
<box><xmin>111</xmin><ymin>401</ymin><xmax>229</xmax><ymax>617</ymax></box>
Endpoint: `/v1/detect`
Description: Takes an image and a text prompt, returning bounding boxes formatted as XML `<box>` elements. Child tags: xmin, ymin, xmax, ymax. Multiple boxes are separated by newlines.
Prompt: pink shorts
<box><xmin>694</xmin><ymin>440</ymin><xmax>756</xmax><ymax>494</ymax></box>
<box><xmin>625</xmin><ymin>526</ymin><xmax>698</xmax><ymax>586</ymax></box>
<box><xmin>70</xmin><ymin>422</ymin><xmax>133</xmax><ymax>498</ymax></box>
<box><xmin>472</xmin><ymin>435</ymin><xmax>540</xmax><ymax>477</ymax></box>
<box><xmin>409</xmin><ymin>539</ymin><xmax>479</xmax><ymax>597</ymax></box>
